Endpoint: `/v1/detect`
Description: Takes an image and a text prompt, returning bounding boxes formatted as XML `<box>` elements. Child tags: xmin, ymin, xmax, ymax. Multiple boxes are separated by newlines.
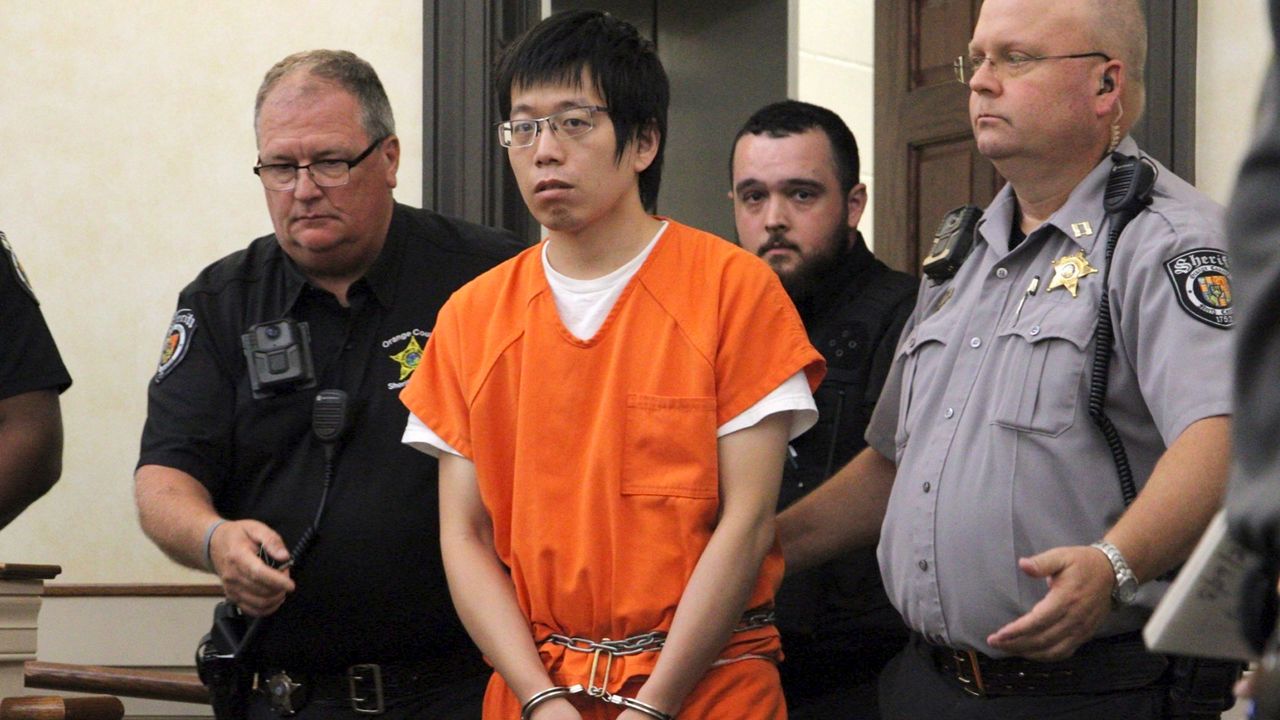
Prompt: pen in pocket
<box><xmin>1014</xmin><ymin>275</ymin><xmax>1041</xmax><ymax>323</ymax></box>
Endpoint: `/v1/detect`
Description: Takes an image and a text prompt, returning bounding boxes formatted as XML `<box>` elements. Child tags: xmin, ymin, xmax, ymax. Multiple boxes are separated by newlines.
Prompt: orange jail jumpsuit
<box><xmin>402</xmin><ymin>220</ymin><xmax>824</xmax><ymax>718</ymax></box>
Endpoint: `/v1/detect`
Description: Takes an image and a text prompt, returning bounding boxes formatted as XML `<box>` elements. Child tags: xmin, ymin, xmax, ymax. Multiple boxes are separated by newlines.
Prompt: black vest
<box><xmin>774</xmin><ymin>234</ymin><xmax>917</xmax><ymax>677</ymax></box>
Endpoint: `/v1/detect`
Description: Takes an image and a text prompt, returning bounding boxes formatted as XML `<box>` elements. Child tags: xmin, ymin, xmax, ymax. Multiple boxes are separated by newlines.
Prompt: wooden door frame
<box><xmin>1135</xmin><ymin>0</ymin><xmax>1198</xmax><ymax>182</ymax></box>
<box><xmin>422</xmin><ymin>0</ymin><xmax>542</xmax><ymax>243</ymax></box>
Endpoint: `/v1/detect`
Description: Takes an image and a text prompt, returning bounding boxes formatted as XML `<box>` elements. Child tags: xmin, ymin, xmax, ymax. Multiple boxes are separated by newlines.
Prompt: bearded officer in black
<box><xmin>729</xmin><ymin>100</ymin><xmax>915</xmax><ymax>719</ymax></box>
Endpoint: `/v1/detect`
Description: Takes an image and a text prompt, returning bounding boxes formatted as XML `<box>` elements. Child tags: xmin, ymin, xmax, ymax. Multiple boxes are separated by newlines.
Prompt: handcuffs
<box><xmin>520</xmin><ymin>684</ymin><xmax>674</xmax><ymax>720</ymax></box>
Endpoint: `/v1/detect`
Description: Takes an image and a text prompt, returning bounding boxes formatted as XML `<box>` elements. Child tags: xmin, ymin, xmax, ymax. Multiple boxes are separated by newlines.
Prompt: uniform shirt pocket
<box><xmin>896</xmin><ymin>326</ymin><xmax>949</xmax><ymax>449</ymax></box>
<box><xmin>991</xmin><ymin>303</ymin><xmax>1095</xmax><ymax>437</ymax></box>
<box><xmin>622</xmin><ymin>394</ymin><xmax>719</xmax><ymax>499</ymax></box>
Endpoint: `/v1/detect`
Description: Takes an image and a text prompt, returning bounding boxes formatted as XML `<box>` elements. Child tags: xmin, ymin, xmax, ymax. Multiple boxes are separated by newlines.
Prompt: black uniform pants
<box><xmin>877</xmin><ymin>636</ymin><xmax>1177</xmax><ymax>720</ymax></box>
<box><xmin>781</xmin><ymin>634</ymin><xmax>905</xmax><ymax>720</ymax></box>
<box><xmin>786</xmin><ymin>677</ymin><xmax>881</xmax><ymax>720</ymax></box>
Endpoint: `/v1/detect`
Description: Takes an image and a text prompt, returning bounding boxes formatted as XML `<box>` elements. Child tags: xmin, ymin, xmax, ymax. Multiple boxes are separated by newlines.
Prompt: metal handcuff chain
<box><xmin>545</xmin><ymin>631</ymin><xmax>668</xmax><ymax>657</ymax></box>
<box><xmin>521</xmin><ymin>610</ymin><xmax>774</xmax><ymax>718</ymax></box>
<box><xmin>520</xmin><ymin>684</ymin><xmax>674</xmax><ymax>720</ymax></box>
<box><xmin>521</xmin><ymin>636</ymin><xmax>673</xmax><ymax>719</ymax></box>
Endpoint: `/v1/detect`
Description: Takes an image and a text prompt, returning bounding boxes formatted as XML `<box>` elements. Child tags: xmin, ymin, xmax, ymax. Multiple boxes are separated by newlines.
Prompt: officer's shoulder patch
<box><xmin>155</xmin><ymin>309</ymin><xmax>197</xmax><ymax>383</ymax></box>
<box><xmin>1163</xmin><ymin>248</ymin><xmax>1232</xmax><ymax>329</ymax></box>
<box><xmin>0</xmin><ymin>231</ymin><xmax>38</xmax><ymax>302</ymax></box>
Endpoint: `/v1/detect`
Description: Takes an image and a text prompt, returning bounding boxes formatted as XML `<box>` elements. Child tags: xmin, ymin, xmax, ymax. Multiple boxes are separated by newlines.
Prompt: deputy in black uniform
<box><xmin>0</xmin><ymin>231</ymin><xmax>70</xmax><ymax>531</ymax></box>
<box><xmin>729</xmin><ymin>101</ymin><xmax>915</xmax><ymax>719</ymax></box>
<box><xmin>134</xmin><ymin>50</ymin><xmax>522</xmax><ymax>719</ymax></box>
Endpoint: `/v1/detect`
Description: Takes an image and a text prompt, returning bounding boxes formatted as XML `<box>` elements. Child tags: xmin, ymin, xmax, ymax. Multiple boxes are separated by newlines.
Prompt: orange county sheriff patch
<box><xmin>155</xmin><ymin>309</ymin><xmax>197</xmax><ymax>382</ymax></box>
<box><xmin>382</xmin><ymin>328</ymin><xmax>430</xmax><ymax>390</ymax></box>
<box><xmin>0</xmin><ymin>231</ymin><xmax>37</xmax><ymax>302</ymax></box>
<box><xmin>389</xmin><ymin>335</ymin><xmax>424</xmax><ymax>381</ymax></box>
<box><xmin>1164</xmin><ymin>248</ymin><xmax>1232</xmax><ymax>329</ymax></box>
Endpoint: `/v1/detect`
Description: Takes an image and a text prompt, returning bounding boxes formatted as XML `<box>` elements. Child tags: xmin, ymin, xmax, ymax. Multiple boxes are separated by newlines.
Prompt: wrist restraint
<box><xmin>520</xmin><ymin>684</ymin><xmax>674</xmax><ymax>720</ymax></box>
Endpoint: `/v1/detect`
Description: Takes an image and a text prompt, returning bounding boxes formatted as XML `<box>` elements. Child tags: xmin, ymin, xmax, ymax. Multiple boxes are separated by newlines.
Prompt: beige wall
<box><xmin>0</xmin><ymin>1</ymin><xmax>424</xmax><ymax>583</ymax></box>
<box><xmin>795</xmin><ymin>0</ymin><xmax>877</xmax><ymax>248</ymax></box>
<box><xmin>1197</xmin><ymin>1</ymin><xmax>1273</xmax><ymax>204</ymax></box>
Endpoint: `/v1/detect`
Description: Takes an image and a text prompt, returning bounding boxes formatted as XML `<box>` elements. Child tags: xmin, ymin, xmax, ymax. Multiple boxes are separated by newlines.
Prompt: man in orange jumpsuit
<box><xmin>400</xmin><ymin>10</ymin><xmax>824</xmax><ymax>720</ymax></box>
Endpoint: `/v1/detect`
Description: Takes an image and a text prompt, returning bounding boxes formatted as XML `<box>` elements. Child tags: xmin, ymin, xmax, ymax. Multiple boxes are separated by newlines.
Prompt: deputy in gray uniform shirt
<box><xmin>779</xmin><ymin>1</ymin><xmax>1238</xmax><ymax>718</ymax></box>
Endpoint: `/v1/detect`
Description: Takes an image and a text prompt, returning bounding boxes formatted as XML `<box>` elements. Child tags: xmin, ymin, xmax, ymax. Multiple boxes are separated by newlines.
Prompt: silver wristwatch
<box><xmin>1090</xmin><ymin>540</ymin><xmax>1139</xmax><ymax>605</ymax></box>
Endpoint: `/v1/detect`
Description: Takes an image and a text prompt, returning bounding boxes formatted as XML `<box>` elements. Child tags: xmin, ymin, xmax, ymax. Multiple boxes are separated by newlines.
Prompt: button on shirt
<box><xmin>865</xmin><ymin>138</ymin><xmax>1232</xmax><ymax>656</ymax></box>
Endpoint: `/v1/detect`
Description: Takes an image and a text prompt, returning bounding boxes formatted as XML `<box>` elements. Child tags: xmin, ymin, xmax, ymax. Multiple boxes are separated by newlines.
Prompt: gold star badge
<box><xmin>1047</xmin><ymin>250</ymin><xmax>1098</xmax><ymax>298</ymax></box>
<box><xmin>389</xmin><ymin>336</ymin><xmax>424</xmax><ymax>381</ymax></box>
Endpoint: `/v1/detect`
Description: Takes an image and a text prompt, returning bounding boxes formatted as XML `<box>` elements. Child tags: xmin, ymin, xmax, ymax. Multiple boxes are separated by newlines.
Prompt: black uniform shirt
<box><xmin>0</xmin><ymin>232</ymin><xmax>71</xmax><ymax>399</ymax></box>
<box><xmin>775</xmin><ymin>234</ymin><xmax>916</xmax><ymax>688</ymax></box>
<box><xmin>139</xmin><ymin>204</ymin><xmax>522</xmax><ymax>671</ymax></box>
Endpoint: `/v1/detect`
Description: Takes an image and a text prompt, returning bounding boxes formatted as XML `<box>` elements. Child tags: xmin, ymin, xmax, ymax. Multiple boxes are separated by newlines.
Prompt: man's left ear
<box><xmin>846</xmin><ymin>183</ymin><xmax>868</xmax><ymax>231</ymax></box>
<box><xmin>1094</xmin><ymin>62</ymin><xmax>1123</xmax><ymax>116</ymax></box>
<box><xmin>631</xmin><ymin>121</ymin><xmax>660</xmax><ymax>173</ymax></box>
<box><xmin>382</xmin><ymin>135</ymin><xmax>401</xmax><ymax>188</ymax></box>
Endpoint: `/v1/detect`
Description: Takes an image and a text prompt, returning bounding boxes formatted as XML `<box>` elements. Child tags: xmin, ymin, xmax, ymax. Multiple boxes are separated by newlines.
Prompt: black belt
<box><xmin>256</xmin><ymin>660</ymin><xmax>486</xmax><ymax>715</ymax></box>
<box><xmin>923</xmin><ymin>632</ymin><xmax>1169</xmax><ymax>697</ymax></box>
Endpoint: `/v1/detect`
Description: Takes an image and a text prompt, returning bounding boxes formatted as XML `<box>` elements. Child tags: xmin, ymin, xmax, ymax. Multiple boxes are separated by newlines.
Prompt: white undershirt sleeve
<box><xmin>717</xmin><ymin>370</ymin><xmax>817</xmax><ymax>440</ymax></box>
<box><xmin>402</xmin><ymin>412</ymin><xmax>465</xmax><ymax>459</ymax></box>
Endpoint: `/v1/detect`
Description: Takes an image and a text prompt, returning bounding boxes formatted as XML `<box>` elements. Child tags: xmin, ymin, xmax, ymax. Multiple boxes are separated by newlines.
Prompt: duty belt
<box><xmin>257</xmin><ymin>659</ymin><xmax>485</xmax><ymax>716</ymax></box>
<box><xmin>531</xmin><ymin>608</ymin><xmax>776</xmax><ymax>719</ymax></box>
<box><xmin>924</xmin><ymin>631</ymin><xmax>1169</xmax><ymax>697</ymax></box>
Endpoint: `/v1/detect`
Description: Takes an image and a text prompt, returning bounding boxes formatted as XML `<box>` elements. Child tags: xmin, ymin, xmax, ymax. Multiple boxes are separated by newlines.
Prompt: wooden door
<box><xmin>874</xmin><ymin>0</ymin><xmax>997</xmax><ymax>276</ymax></box>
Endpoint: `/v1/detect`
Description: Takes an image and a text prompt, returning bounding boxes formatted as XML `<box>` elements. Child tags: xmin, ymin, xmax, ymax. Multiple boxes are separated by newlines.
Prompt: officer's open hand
<box><xmin>209</xmin><ymin>519</ymin><xmax>295</xmax><ymax>617</ymax></box>
<box><xmin>986</xmin><ymin>545</ymin><xmax>1114</xmax><ymax>661</ymax></box>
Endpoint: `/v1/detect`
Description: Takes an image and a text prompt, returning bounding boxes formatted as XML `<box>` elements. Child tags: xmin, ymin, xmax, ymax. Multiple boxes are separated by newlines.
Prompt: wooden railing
<box><xmin>3</xmin><ymin>566</ymin><xmax>214</xmax><ymax>716</ymax></box>
<box><xmin>0</xmin><ymin>695</ymin><xmax>123</xmax><ymax>720</ymax></box>
<box><xmin>0</xmin><ymin>563</ymin><xmax>61</xmax><ymax>701</ymax></box>
<box><xmin>0</xmin><ymin>564</ymin><xmax>124</xmax><ymax>718</ymax></box>
<box><xmin>23</xmin><ymin>662</ymin><xmax>208</xmax><ymax>704</ymax></box>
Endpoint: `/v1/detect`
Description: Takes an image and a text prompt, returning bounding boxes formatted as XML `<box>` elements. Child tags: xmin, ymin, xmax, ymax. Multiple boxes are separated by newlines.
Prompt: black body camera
<box><xmin>922</xmin><ymin>205</ymin><xmax>983</xmax><ymax>283</ymax></box>
<box><xmin>241</xmin><ymin>319</ymin><xmax>316</xmax><ymax>399</ymax></box>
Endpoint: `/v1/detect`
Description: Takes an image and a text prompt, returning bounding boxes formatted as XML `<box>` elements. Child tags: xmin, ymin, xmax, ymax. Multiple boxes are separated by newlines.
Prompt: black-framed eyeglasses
<box><xmin>953</xmin><ymin>51</ymin><xmax>1111</xmax><ymax>84</ymax></box>
<box><xmin>253</xmin><ymin>136</ymin><xmax>389</xmax><ymax>191</ymax></box>
<box><xmin>496</xmin><ymin>106</ymin><xmax>609</xmax><ymax>148</ymax></box>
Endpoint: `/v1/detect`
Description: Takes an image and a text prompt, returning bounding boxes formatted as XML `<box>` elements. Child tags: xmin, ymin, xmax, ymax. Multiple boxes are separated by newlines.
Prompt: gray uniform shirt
<box><xmin>867</xmin><ymin>137</ymin><xmax>1233</xmax><ymax>657</ymax></box>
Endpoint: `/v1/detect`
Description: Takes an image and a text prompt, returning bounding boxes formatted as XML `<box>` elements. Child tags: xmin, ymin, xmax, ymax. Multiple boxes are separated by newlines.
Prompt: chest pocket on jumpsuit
<box><xmin>622</xmin><ymin>394</ymin><xmax>719</xmax><ymax>499</ymax></box>
<box><xmin>990</xmin><ymin>296</ymin><xmax>1096</xmax><ymax>437</ymax></box>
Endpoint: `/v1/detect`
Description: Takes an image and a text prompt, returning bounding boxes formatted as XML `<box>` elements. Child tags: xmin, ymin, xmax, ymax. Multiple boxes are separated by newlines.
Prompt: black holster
<box><xmin>196</xmin><ymin>601</ymin><xmax>255</xmax><ymax>720</ymax></box>
<box><xmin>1164</xmin><ymin>656</ymin><xmax>1245</xmax><ymax>719</ymax></box>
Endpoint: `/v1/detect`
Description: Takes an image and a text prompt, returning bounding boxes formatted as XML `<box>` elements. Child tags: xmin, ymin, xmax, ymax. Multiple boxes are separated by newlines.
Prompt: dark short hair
<box><xmin>731</xmin><ymin>100</ymin><xmax>859</xmax><ymax>195</ymax></box>
<box><xmin>256</xmin><ymin>50</ymin><xmax>394</xmax><ymax>142</ymax></box>
<box><xmin>495</xmin><ymin>10</ymin><xmax>669</xmax><ymax>212</ymax></box>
